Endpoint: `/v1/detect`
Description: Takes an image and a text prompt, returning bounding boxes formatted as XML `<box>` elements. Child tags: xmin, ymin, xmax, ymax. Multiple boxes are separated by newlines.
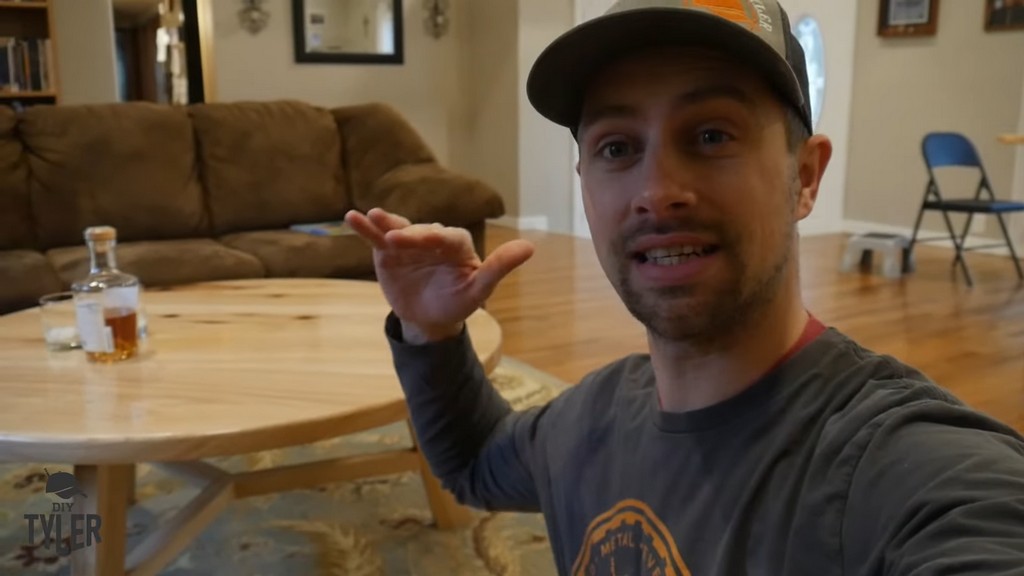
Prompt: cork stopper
<box><xmin>84</xmin><ymin>226</ymin><xmax>117</xmax><ymax>242</ymax></box>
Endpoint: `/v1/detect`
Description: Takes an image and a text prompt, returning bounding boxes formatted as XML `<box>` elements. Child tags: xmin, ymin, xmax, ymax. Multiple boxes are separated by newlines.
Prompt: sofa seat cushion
<box><xmin>46</xmin><ymin>239</ymin><xmax>266</xmax><ymax>289</ymax></box>
<box><xmin>0</xmin><ymin>250</ymin><xmax>63</xmax><ymax>315</ymax></box>
<box><xmin>219</xmin><ymin>230</ymin><xmax>374</xmax><ymax>279</ymax></box>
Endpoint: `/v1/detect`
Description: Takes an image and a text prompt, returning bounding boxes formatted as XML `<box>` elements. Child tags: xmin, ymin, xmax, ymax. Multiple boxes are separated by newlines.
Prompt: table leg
<box><xmin>70</xmin><ymin>464</ymin><xmax>134</xmax><ymax>576</ymax></box>
<box><xmin>407</xmin><ymin>420</ymin><xmax>473</xmax><ymax>530</ymax></box>
<box><xmin>126</xmin><ymin>466</ymin><xmax>136</xmax><ymax>506</ymax></box>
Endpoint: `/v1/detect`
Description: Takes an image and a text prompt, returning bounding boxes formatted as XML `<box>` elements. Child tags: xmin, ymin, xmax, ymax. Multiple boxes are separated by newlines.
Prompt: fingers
<box><xmin>471</xmin><ymin>239</ymin><xmax>535</xmax><ymax>300</ymax></box>
<box><xmin>384</xmin><ymin>224</ymin><xmax>461</xmax><ymax>253</ymax></box>
<box><xmin>344</xmin><ymin>210</ymin><xmax>387</xmax><ymax>249</ymax></box>
<box><xmin>345</xmin><ymin>208</ymin><xmax>416</xmax><ymax>250</ymax></box>
<box><xmin>367</xmin><ymin>207</ymin><xmax>412</xmax><ymax>232</ymax></box>
<box><xmin>345</xmin><ymin>211</ymin><xmax>481</xmax><ymax>262</ymax></box>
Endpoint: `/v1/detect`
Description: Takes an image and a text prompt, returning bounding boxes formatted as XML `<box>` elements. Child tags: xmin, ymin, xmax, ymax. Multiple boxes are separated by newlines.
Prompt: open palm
<box><xmin>345</xmin><ymin>208</ymin><xmax>534</xmax><ymax>341</ymax></box>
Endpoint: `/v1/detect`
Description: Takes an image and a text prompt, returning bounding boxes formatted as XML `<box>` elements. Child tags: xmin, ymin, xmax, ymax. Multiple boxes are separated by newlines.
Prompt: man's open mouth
<box><xmin>633</xmin><ymin>245</ymin><xmax>720</xmax><ymax>266</ymax></box>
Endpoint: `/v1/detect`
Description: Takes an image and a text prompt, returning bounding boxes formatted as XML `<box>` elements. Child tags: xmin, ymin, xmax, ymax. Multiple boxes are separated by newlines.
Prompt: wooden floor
<box><xmin>483</xmin><ymin>225</ymin><xmax>1024</xmax><ymax>434</ymax></box>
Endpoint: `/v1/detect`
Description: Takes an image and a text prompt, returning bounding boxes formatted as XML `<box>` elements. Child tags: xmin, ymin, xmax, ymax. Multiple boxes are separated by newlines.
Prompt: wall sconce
<box><xmin>239</xmin><ymin>0</ymin><xmax>270</xmax><ymax>35</ymax></box>
<box><xmin>423</xmin><ymin>0</ymin><xmax>449</xmax><ymax>39</ymax></box>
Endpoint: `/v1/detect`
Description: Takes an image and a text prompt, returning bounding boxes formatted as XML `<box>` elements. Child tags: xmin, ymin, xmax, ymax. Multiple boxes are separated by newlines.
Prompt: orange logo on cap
<box><xmin>685</xmin><ymin>0</ymin><xmax>756</xmax><ymax>30</ymax></box>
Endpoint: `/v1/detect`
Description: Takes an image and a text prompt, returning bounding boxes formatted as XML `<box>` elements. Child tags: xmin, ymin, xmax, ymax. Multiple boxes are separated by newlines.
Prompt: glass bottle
<box><xmin>71</xmin><ymin>226</ymin><xmax>141</xmax><ymax>363</ymax></box>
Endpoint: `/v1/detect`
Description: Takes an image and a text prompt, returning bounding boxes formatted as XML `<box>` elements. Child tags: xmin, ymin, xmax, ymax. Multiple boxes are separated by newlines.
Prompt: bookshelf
<box><xmin>0</xmin><ymin>0</ymin><xmax>58</xmax><ymax>108</ymax></box>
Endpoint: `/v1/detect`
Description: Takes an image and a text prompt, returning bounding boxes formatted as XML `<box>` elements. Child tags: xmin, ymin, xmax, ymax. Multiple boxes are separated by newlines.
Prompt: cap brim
<box><xmin>526</xmin><ymin>8</ymin><xmax>806</xmax><ymax>132</ymax></box>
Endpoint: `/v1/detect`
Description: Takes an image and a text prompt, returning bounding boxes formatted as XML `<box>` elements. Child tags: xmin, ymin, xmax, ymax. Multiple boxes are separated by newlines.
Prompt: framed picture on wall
<box><xmin>878</xmin><ymin>0</ymin><xmax>940</xmax><ymax>37</ymax></box>
<box><xmin>985</xmin><ymin>0</ymin><xmax>1024</xmax><ymax>32</ymax></box>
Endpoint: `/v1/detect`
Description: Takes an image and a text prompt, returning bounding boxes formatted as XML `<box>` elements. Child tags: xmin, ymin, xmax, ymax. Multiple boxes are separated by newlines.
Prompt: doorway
<box><xmin>111</xmin><ymin>0</ymin><xmax>209</xmax><ymax>104</ymax></box>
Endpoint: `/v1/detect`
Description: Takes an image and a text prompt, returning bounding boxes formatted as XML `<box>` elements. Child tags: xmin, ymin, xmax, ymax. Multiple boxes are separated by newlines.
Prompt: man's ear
<box><xmin>795</xmin><ymin>134</ymin><xmax>833</xmax><ymax>220</ymax></box>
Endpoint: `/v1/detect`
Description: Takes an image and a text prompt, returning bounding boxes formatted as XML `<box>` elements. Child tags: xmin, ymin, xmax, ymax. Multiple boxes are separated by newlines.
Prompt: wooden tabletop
<box><xmin>998</xmin><ymin>134</ymin><xmax>1024</xmax><ymax>144</ymax></box>
<box><xmin>0</xmin><ymin>278</ymin><xmax>502</xmax><ymax>464</ymax></box>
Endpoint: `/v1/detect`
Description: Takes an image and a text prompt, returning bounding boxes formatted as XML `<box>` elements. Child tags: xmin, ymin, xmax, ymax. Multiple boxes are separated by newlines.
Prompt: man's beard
<box><xmin>611</xmin><ymin>183</ymin><xmax>799</xmax><ymax>347</ymax></box>
<box><xmin>615</xmin><ymin>231</ymin><xmax>793</xmax><ymax>347</ymax></box>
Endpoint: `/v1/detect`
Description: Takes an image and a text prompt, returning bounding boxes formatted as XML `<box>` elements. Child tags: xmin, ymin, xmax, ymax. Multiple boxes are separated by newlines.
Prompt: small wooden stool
<box><xmin>841</xmin><ymin>232</ymin><xmax>913</xmax><ymax>279</ymax></box>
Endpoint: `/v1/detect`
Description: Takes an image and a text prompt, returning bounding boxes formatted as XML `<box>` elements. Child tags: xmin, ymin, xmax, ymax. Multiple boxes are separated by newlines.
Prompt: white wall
<box><xmin>453</xmin><ymin>0</ymin><xmax>520</xmax><ymax>217</ymax></box>
<box><xmin>457</xmin><ymin>0</ymin><xmax>575</xmax><ymax>232</ymax></box>
<box><xmin>517</xmin><ymin>0</ymin><xmax>575</xmax><ymax>234</ymax></box>
<box><xmin>571</xmin><ymin>0</ymin><xmax>616</xmax><ymax>238</ymax></box>
<box><xmin>212</xmin><ymin>0</ymin><xmax>463</xmax><ymax>165</ymax></box>
<box><xmin>784</xmin><ymin>0</ymin><xmax>856</xmax><ymax>237</ymax></box>
<box><xmin>844</xmin><ymin>0</ymin><xmax>1024</xmax><ymax>241</ymax></box>
<box><xmin>53</xmin><ymin>0</ymin><xmax>119</xmax><ymax>104</ymax></box>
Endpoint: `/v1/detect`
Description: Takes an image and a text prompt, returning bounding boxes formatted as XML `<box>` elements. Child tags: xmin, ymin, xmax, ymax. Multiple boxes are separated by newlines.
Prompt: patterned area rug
<box><xmin>0</xmin><ymin>358</ymin><xmax>565</xmax><ymax>575</ymax></box>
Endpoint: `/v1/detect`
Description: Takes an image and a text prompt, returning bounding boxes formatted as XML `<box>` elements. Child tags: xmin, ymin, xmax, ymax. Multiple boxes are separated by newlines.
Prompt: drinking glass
<box><xmin>39</xmin><ymin>292</ymin><xmax>81</xmax><ymax>351</ymax></box>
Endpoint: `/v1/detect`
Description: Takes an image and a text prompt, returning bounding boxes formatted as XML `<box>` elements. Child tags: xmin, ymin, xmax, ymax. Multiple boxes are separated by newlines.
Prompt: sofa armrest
<box><xmin>361</xmin><ymin>163</ymin><xmax>505</xmax><ymax>228</ymax></box>
<box><xmin>330</xmin><ymin>102</ymin><xmax>436</xmax><ymax>199</ymax></box>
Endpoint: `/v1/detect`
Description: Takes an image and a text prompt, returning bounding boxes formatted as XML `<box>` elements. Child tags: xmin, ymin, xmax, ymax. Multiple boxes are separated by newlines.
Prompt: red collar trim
<box><xmin>655</xmin><ymin>314</ymin><xmax>827</xmax><ymax>410</ymax></box>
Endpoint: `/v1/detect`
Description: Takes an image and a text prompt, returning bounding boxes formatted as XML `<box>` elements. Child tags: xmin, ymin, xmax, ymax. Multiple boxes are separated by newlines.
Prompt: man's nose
<box><xmin>631</xmin><ymin>144</ymin><xmax>697</xmax><ymax>217</ymax></box>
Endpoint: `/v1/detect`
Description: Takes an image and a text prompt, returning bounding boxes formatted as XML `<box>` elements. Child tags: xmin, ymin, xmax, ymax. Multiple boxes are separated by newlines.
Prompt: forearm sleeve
<box><xmin>843</xmin><ymin>407</ymin><xmax>1024</xmax><ymax>575</ymax></box>
<box><xmin>385</xmin><ymin>311</ymin><xmax>543</xmax><ymax>512</ymax></box>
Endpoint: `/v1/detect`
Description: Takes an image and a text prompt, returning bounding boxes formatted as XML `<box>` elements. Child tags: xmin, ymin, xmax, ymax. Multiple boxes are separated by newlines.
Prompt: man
<box><xmin>345</xmin><ymin>1</ymin><xmax>1024</xmax><ymax>574</ymax></box>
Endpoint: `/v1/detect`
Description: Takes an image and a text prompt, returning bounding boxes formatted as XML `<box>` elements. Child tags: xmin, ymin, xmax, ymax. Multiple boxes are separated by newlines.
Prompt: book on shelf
<box><xmin>0</xmin><ymin>37</ymin><xmax>54</xmax><ymax>94</ymax></box>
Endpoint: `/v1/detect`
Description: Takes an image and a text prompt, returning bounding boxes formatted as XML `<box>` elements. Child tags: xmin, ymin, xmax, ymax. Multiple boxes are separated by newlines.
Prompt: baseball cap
<box><xmin>526</xmin><ymin>0</ymin><xmax>813</xmax><ymax>137</ymax></box>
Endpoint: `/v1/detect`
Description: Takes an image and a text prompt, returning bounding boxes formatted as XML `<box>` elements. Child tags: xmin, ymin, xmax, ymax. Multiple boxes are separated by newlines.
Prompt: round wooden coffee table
<box><xmin>0</xmin><ymin>278</ymin><xmax>502</xmax><ymax>576</ymax></box>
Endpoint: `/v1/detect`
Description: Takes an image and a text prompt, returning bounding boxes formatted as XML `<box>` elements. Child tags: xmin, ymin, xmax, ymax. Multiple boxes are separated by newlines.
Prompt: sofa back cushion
<box><xmin>0</xmin><ymin>107</ymin><xmax>37</xmax><ymax>250</ymax></box>
<box><xmin>21</xmin><ymin>102</ymin><xmax>210</xmax><ymax>249</ymax></box>
<box><xmin>190</xmin><ymin>100</ymin><xmax>349</xmax><ymax>235</ymax></box>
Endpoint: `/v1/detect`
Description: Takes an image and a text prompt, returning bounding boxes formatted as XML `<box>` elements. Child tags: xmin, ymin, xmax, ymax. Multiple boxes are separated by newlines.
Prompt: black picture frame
<box><xmin>292</xmin><ymin>0</ymin><xmax>404</xmax><ymax>65</ymax></box>
<box><xmin>985</xmin><ymin>0</ymin><xmax>1024</xmax><ymax>32</ymax></box>
<box><xmin>878</xmin><ymin>0</ymin><xmax>940</xmax><ymax>38</ymax></box>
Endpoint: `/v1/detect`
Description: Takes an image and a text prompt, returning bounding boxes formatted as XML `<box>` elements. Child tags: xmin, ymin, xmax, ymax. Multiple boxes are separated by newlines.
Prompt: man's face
<box><xmin>576</xmin><ymin>47</ymin><xmax>824</xmax><ymax>344</ymax></box>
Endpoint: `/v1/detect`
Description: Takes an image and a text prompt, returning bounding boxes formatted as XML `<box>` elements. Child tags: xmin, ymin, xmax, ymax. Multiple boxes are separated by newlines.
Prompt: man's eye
<box><xmin>698</xmin><ymin>129</ymin><xmax>733</xmax><ymax>146</ymax></box>
<box><xmin>599</xmin><ymin>141</ymin><xmax>632</xmax><ymax>159</ymax></box>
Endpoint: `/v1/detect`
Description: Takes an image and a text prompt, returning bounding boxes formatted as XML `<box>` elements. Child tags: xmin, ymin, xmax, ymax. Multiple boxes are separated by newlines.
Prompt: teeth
<box><xmin>652</xmin><ymin>256</ymin><xmax>686</xmax><ymax>266</ymax></box>
<box><xmin>644</xmin><ymin>246</ymin><xmax>706</xmax><ymax>260</ymax></box>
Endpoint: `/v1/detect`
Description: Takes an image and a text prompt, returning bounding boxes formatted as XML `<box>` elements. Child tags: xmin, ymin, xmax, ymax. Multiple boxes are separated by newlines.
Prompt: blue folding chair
<box><xmin>909</xmin><ymin>132</ymin><xmax>1024</xmax><ymax>287</ymax></box>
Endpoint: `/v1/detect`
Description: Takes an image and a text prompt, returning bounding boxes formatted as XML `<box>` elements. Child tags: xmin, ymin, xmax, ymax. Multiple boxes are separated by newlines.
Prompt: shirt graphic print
<box><xmin>572</xmin><ymin>499</ymin><xmax>692</xmax><ymax>576</ymax></box>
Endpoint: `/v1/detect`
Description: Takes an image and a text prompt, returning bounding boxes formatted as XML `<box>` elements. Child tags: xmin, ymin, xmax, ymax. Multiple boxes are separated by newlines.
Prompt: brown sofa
<box><xmin>0</xmin><ymin>100</ymin><xmax>505</xmax><ymax>315</ymax></box>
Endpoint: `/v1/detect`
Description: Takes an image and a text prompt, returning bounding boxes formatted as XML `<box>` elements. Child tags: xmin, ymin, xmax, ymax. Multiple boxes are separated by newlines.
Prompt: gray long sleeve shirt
<box><xmin>385</xmin><ymin>312</ymin><xmax>1024</xmax><ymax>575</ymax></box>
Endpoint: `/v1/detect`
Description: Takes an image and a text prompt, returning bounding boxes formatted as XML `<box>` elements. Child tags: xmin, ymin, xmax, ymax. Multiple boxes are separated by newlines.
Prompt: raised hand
<box><xmin>344</xmin><ymin>208</ymin><xmax>534</xmax><ymax>343</ymax></box>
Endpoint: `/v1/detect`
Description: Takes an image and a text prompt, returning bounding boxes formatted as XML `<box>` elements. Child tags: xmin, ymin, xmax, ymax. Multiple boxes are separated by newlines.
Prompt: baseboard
<box><xmin>490</xmin><ymin>215</ymin><xmax>550</xmax><ymax>232</ymax></box>
<box><xmin>798</xmin><ymin>218</ymin><xmax>846</xmax><ymax>237</ymax></box>
<box><xmin>842</xmin><ymin>219</ymin><xmax>1013</xmax><ymax>257</ymax></box>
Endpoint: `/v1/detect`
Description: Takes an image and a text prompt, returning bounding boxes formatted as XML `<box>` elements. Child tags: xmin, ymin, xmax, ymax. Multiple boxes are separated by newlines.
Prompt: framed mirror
<box><xmin>292</xmin><ymin>0</ymin><xmax>404</xmax><ymax>64</ymax></box>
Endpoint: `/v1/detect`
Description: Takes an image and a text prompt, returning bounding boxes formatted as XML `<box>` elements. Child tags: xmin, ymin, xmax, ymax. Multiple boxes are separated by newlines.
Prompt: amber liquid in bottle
<box><xmin>72</xmin><ymin>226</ymin><xmax>143</xmax><ymax>363</ymax></box>
<box><xmin>85</xmin><ymin>308</ymin><xmax>138</xmax><ymax>363</ymax></box>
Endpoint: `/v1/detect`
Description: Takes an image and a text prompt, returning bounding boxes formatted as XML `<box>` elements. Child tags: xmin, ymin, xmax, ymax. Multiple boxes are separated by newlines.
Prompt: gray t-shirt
<box><xmin>385</xmin><ymin>312</ymin><xmax>1024</xmax><ymax>575</ymax></box>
